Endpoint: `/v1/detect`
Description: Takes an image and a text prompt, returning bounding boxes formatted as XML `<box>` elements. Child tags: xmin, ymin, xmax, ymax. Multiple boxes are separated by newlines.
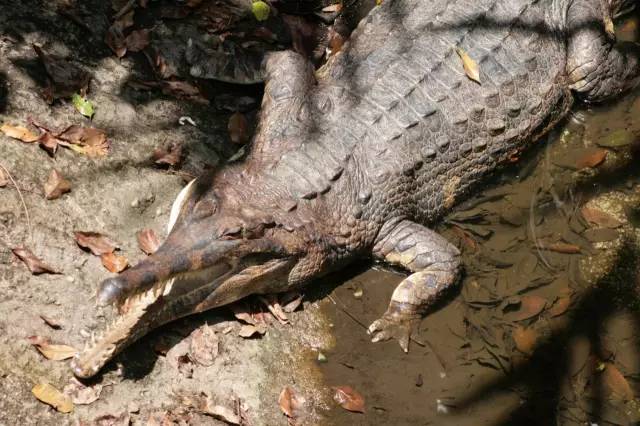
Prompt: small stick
<box><xmin>0</xmin><ymin>162</ymin><xmax>32</xmax><ymax>243</ymax></box>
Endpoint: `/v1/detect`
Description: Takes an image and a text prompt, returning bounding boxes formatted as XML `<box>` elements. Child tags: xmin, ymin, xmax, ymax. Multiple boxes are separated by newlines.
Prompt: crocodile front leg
<box><xmin>369</xmin><ymin>220</ymin><xmax>461</xmax><ymax>352</ymax></box>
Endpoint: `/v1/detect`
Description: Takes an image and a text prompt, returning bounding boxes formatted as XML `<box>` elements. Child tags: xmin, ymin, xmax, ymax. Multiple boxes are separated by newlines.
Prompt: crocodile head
<box><xmin>71</xmin><ymin>169</ymin><xmax>301</xmax><ymax>378</ymax></box>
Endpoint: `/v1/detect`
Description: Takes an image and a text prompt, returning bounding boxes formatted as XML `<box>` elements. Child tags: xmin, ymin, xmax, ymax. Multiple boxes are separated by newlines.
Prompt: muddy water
<box><xmin>315</xmin><ymin>18</ymin><xmax>640</xmax><ymax>426</ymax></box>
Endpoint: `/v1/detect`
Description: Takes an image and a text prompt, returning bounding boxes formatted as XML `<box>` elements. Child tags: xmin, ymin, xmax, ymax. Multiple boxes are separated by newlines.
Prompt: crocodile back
<box><xmin>247</xmin><ymin>0</ymin><xmax>572</xmax><ymax>249</ymax></box>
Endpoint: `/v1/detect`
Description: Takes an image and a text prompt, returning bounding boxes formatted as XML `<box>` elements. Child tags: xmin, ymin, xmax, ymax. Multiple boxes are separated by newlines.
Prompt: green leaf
<box><xmin>251</xmin><ymin>1</ymin><xmax>270</xmax><ymax>21</ymax></box>
<box><xmin>72</xmin><ymin>93</ymin><xmax>94</xmax><ymax>118</ymax></box>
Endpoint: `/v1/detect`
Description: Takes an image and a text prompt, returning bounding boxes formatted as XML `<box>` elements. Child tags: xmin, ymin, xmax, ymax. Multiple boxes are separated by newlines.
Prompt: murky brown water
<box><xmin>315</xmin><ymin>15</ymin><xmax>640</xmax><ymax>426</ymax></box>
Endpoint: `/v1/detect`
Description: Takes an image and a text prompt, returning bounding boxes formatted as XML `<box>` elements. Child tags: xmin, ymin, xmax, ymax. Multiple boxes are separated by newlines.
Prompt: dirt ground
<box><xmin>0</xmin><ymin>0</ymin><xmax>337</xmax><ymax>424</ymax></box>
<box><xmin>2</xmin><ymin>1</ymin><xmax>640</xmax><ymax>425</ymax></box>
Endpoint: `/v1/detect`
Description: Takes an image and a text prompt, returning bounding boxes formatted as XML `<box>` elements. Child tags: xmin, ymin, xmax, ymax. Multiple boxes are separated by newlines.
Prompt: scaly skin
<box><xmin>72</xmin><ymin>0</ymin><xmax>640</xmax><ymax>378</ymax></box>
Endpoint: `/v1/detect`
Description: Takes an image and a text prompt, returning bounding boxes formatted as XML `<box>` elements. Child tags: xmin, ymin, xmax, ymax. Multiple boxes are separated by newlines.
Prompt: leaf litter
<box><xmin>12</xmin><ymin>247</ymin><xmax>60</xmax><ymax>274</ymax></box>
<box><xmin>32</xmin><ymin>383</ymin><xmax>74</xmax><ymax>413</ymax></box>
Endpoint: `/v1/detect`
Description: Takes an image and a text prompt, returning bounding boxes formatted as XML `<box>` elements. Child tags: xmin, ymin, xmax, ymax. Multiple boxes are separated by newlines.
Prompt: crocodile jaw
<box><xmin>71</xmin><ymin>263</ymin><xmax>232</xmax><ymax>379</ymax></box>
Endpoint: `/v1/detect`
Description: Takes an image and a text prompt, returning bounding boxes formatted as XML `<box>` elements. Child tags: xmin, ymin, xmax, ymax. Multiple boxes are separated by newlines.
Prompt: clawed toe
<box><xmin>368</xmin><ymin>313</ymin><xmax>418</xmax><ymax>353</ymax></box>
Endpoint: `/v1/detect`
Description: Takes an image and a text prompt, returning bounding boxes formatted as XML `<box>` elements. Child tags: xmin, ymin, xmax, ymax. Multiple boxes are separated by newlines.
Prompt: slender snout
<box><xmin>96</xmin><ymin>239</ymin><xmax>241</xmax><ymax>306</ymax></box>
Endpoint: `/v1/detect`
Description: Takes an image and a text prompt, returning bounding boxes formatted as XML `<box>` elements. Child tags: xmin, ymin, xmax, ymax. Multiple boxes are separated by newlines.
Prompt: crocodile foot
<box><xmin>368</xmin><ymin>305</ymin><xmax>421</xmax><ymax>353</ymax></box>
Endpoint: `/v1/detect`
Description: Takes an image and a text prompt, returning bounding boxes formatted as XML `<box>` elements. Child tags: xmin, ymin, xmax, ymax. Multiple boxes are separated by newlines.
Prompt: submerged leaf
<box><xmin>602</xmin><ymin>364</ymin><xmax>634</xmax><ymax>400</ymax></box>
<box><xmin>576</xmin><ymin>148</ymin><xmax>607</xmax><ymax>169</ymax></box>
<box><xmin>33</xmin><ymin>383</ymin><xmax>74</xmax><ymax>413</ymax></box>
<box><xmin>278</xmin><ymin>386</ymin><xmax>303</xmax><ymax>418</ymax></box>
<box><xmin>513</xmin><ymin>326</ymin><xmax>538</xmax><ymax>355</ymax></box>
<box><xmin>504</xmin><ymin>295</ymin><xmax>546</xmax><ymax>321</ymax></box>
<box><xmin>597</xmin><ymin>129</ymin><xmax>636</xmax><ymax>147</ymax></box>
<box><xmin>455</xmin><ymin>47</ymin><xmax>480</xmax><ymax>83</ymax></box>
<box><xmin>333</xmin><ymin>385</ymin><xmax>365</xmax><ymax>413</ymax></box>
<box><xmin>581</xmin><ymin>206</ymin><xmax>622</xmax><ymax>228</ymax></box>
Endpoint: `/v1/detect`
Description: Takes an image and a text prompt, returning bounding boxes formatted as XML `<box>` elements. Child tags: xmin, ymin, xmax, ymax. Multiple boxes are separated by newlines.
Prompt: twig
<box><xmin>0</xmin><ymin>162</ymin><xmax>32</xmax><ymax>243</ymax></box>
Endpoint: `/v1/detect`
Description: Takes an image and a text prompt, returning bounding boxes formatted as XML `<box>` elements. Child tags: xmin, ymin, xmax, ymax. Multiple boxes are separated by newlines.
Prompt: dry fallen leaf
<box><xmin>12</xmin><ymin>247</ymin><xmax>60</xmax><ymax>274</ymax></box>
<box><xmin>74</xmin><ymin>231</ymin><xmax>119</xmax><ymax>255</ymax></box>
<box><xmin>230</xmin><ymin>302</ymin><xmax>257</xmax><ymax>325</ymax></box>
<box><xmin>63</xmin><ymin>377</ymin><xmax>103</xmax><ymax>405</ymax></box>
<box><xmin>201</xmin><ymin>400</ymin><xmax>241</xmax><ymax>425</ymax></box>
<box><xmin>322</xmin><ymin>2</ymin><xmax>342</xmax><ymax>12</ymax></box>
<box><xmin>279</xmin><ymin>386</ymin><xmax>304</xmax><ymax>419</ymax></box>
<box><xmin>30</xmin><ymin>340</ymin><xmax>77</xmax><ymax>360</ymax></box>
<box><xmin>505</xmin><ymin>295</ymin><xmax>547</xmax><ymax>322</ymax></box>
<box><xmin>33</xmin><ymin>383</ymin><xmax>74</xmax><ymax>413</ymax></box>
<box><xmin>513</xmin><ymin>326</ymin><xmax>538</xmax><ymax>355</ymax></box>
<box><xmin>40</xmin><ymin>315</ymin><xmax>63</xmax><ymax>329</ymax></box>
<box><xmin>576</xmin><ymin>148</ymin><xmax>607</xmax><ymax>169</ymax></box>
<box><xmin>455</xmin><ymin>47</ymin><xmax>480</xmax><ymax>84</ymax></box>
<box><xmin>238</xmin><ymin>324</ymin><xmax>267</xmax><ymax>338</ymax></box>
<box><xmin>332</xmin><ymin>385</ymin><xmax>365</xmax><ymax>413</ymax></box>
<box><xmin>101</xmin><ymin>252</ymin><xmax>129</xmax><ymax>273</ymax></box>
<box><xmin>57</xmin><ymin>125</ymin><xmax>110</xmax><ymax>157</ymax></box>
<box><xmin>281</xmin><ymin>292</ymin><xmax>303</xmax><ymax>313</ymax></box>
<box><xmin>228</xmin><ymin>112</ymin><xmax>249</xmax><ymax>145</ymax></box>
<box><xmin>602</xmin><ymin>364</ymin><xmax>633</xmax><ymax>400</ymax></box>
<box><xmin>153</xmin><ymin>142</ymin><xmax>183</xmax><ymax>167</ymax></box>
<box><xmin>33</xmin><ymin>44</ymin><xmax>91</xmax><ymax>102</ymax></box>
<box><xmin>189</xmin><ymin>324</ymin><xmax>219</xmax><ymax>367</ymax></box>
<box><xmin>125</xmin><ymin>29</ymin><xmax>150</xmax><ymax>52</ymax></box>
<box><xmin>581</xmin><ymin>206</ymin><xmax>622</xmax><ymax>228</ymax></box>
<box><xmin>44</xmin><ymin>169</ymin><xmax>72</xmax><ymax>200</ymax></box>
<box><xmin>137</xmin><ymin>228</ymin><xmax>161</xmax><ymax>254</ymax></box>
<box><xmin>259</xmin><ymin>295</ymin><xmax>288</xmax><ymax>324</ymax></box>
<box><xmin>160</xmin><ymin>80</ymin><xmax>208</xmax><ymax>104</ymax></box>
<box><xmin>1</xmin><ymin>123</ymin><xmax>40</xmax><ymax>142</ymax></box>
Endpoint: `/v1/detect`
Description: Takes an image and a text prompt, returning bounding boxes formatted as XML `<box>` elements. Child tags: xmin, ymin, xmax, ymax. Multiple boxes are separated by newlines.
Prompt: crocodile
<box><xmin>72</xmin><ymin>0</ymin><xmax>640</xmax><ymax>378</ymax></box>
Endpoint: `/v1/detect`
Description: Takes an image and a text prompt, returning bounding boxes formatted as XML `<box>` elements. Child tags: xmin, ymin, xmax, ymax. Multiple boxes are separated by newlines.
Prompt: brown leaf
<box><xmin>74</xmin><ymin>231</ymin><xmax>119</xmax><ymax>255</ymax></box>
<box><xmin>201</xmin><ymin>400</ymin><xmax>241</xmax><ymax>425</ymax></box>
<box><xmin>455</xmin><ymin>47</ymin><xmax>480</xmax><ymax>84</ymax></box>
<box><xmin>332</xmin><ymin>385</ymin><xmax>365</xmax><ymax>413</ymax></box>
<box><xmin>327</xmin><ymin>26</ymin><xmax>346</xmax><ymax>55</ymax></box>
<box><xmin>40</xmin><ymin>315</ymin><xmax>63</xmax><ymax>329</ymax></box>
<box><xmin>505</xmin><ymin>295</ymin><xmax>547</xmax><ymax>322</ymax></box>
<box><xmin>63</xmin><ymin>377</ymin><xmax>103</xmax><ymax>405</ymax></box>
<box><xmin>30</xmin><ymin>340</ymin><xmax>77</xmax><ymax>360</ymax></box>
<box><xmin>581</xmin><ymin>206</ymin><xmax>622</xmax><ymax>228</ymax></box>
<box><xmin>33</xmin><ymin>45</ymin><xmax>91</xmax><ymax>101</ymax></box>
<box><xmin>32</xmin><ymin>383</ymin><xmax>74</xmax><ymax>413</ymax></box>
<box><xmin>125</xmin><ymin>29</ymin><xmax>150</xmax><ymax>52</ymax></box>
<box><xmin>228</xmin><ymin>112</ymin><xmax>249</xmax><ymax>145</ymax></box>
<box><xmin>105</xmin><ymin>24</ymin><xmax>127</xmax><ymax>58</ymax></box>
<box><xmin>57</xmin><ymin>125</ymin><xmax>108</xmax><ymax>147</ymax></box>
<box><xmin>603</xmin><ymin>364</ymin><xmax>634</xmax><ymax>400</ymax></box>
<box><xmin>153</xmin><ymin>142</ymin><xmax>183</xmax><ymax>167</ymax></box>
<box><xmin>278</xmin><ymin>386</ymin><xmax>304</xmax><ymax>418</ymax></box>
<box><xmin>137</xmin><ymin>228</ymin><xmax>161</xmax><ymax>254</ymax></box>
<box><xmin>238</xmin><ymin>324</ymin><xmax>266</xmax><ymax>338</ymax></box>
<box><xmin>160</xmin><ymin>80</ymin><xmax>208</xmax><ymax>104</ymax></box>
<box><xmin>513</xmin><ymin>326</ymin><xmax>538</xmax><ymax>355</ymax></box>
<box><xmin>1</xmin><ymin>123</ymin><xmax>40</xmax><ymax>142</ymax></box>
<box><xmin>189</xmin><ymin>324</ymin><xmax>219</xmax><ymax>367</ymax></box>
<box><xmin>44</xmin><ymin>169</ymin><xmax>72</xmax><ymax>200</ymax></box>
<box><xmin>91</xmin><ymin>413</ymin><xmax>131</xmax><ymax>426</ymax></box>
<box><xmin>549</xmin><ymin>296</ymin><xmax>571</xmax><ymax>317</ymax></box>
<box><xmin>231</xmin><ymin>302</ymin><xmax>257</xmax><ymax>325</ymax></box>
<box><xmin>100</xmin><ymin>252</ymin><xmax>129</xmax><ymax>273</ymax></box>
<box><xmin>12</xmin><ymin>247</ymin><xmax>60</xmax><ymax>274</ymax></box>
<box><xmin>259</xmin><ymin>295</ymin><xmax>289</xmax><ymax>324</ymax></box>
<box><xmin>281</xmin><ymin>292</ymin><xmax>303</xmax><ymax>313</ymax></box>
<box><xmin>322</xmin><ymin>3</ymin><xmax>342</xmax><ymax>12</ymax></box>
<box><xmin>39</xmin><ymin>132</ymin><xmax>65</xmax><ymax>155</ymax></box>
<box><xmin>576</xmin><ymin>148</ymin><xmax>607</xmax><ymax>169</ymax></box>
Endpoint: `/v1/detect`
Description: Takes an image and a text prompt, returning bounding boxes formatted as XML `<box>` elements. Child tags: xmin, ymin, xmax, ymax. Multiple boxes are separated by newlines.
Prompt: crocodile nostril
<box><xmin>96</xmin><ymin>277</ymin><xmax>125</xmax><ymax>306</ymax></box>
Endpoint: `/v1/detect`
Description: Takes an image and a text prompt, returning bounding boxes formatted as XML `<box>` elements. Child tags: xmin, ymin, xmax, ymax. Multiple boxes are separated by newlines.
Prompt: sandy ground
<box><xmin>0</xmin><ymin>1</ymin><xmax>337</xmax><ymax>424</ymax></box>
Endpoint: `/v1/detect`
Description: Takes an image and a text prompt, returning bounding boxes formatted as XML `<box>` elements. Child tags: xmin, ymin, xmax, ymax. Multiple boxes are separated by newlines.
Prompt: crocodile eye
<box><xmin>193</xmin><ymin>199</ymin><xmax>217</xmax><ymax>219</ymax></box>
